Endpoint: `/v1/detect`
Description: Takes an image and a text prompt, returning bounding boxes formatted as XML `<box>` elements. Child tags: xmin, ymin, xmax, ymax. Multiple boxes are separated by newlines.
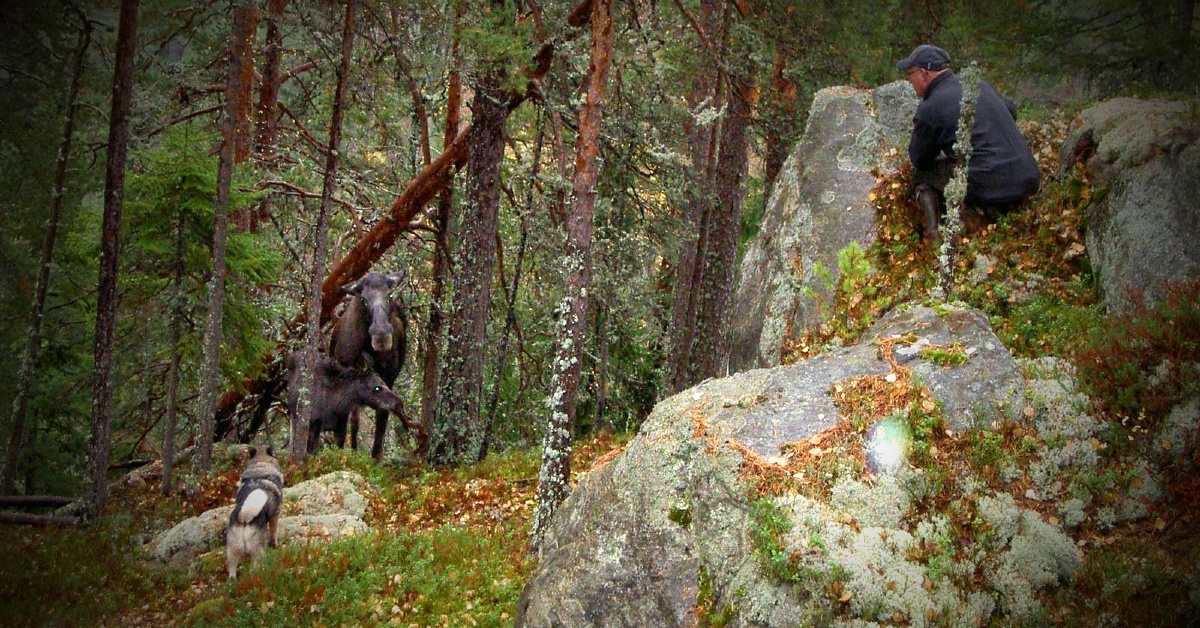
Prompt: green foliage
<box><xmin>749</xmin><ymin>498</ymin><xmax>797</xmax><ymax>584</ymax></box>
<box><xmin>668</xmin><ymin>502</ymin><xmax>692</xmax><ymax>528</ymax></box>
<box><xmin>457</xmin><ymin>1</ymin><xmax>537</xmax><ymax>90</ymax></box>
<box><xmin>1060</xmin><ymin>539</ymin><xmax>1196</xmax><ymax>626</ymax></box>
<box><xmin>0</xmin><ymin>520</ymin><xmax>186</xmax><ymax>627</ymax></box>
<box><xmin>195</xmin><ymin>523</ymin><xmax>533</xmax><ymax>627</ymax></box>
<box><xmin>918</xmin><ymin>345</ymin><xmax>968</xmax><ymax>366</ymax></box>
<box><xmin>994</xmin><ymin>293</ymin><xmax>1101</xmax><ymax>358</ymax></box>
<box><xmin>1073</xmin><ymin>280</ymin><xmax>1200</xmax><ymax>434</ymax></box>
<box><xmin>696</xmin><ymin>567</ymin><xmax>737</xmax><ymax>627</ymax></box>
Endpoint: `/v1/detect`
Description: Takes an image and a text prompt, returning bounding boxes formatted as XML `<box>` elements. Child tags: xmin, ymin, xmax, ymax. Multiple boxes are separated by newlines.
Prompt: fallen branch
<box><xmin>0</xmin><ymin>512</ymin><xmax>80</xmax><ymax>526</ymax></box>
<box><xmin>0</xmin><ymin>495</ymin><xmax>77</xmax><ymax>509</ymax></box>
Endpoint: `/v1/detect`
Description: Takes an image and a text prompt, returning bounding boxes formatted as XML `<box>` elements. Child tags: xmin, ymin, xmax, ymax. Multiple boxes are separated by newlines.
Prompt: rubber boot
<box><xmin>915</xmin><ymin>185</ymin><xmax>941</xmax><ymax>245</ymax></box>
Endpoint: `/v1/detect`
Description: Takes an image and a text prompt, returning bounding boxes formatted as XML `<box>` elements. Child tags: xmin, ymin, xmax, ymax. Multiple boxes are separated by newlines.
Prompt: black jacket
<box><xmin>909</xmin><ymin>71</ymin><xmax>1040</xmax><ymax>205</ymax></box>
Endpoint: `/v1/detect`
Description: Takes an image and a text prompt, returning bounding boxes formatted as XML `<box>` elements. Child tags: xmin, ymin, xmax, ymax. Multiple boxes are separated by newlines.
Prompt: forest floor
<box><xmin>0</xmin><ymin>433</ymin><xmax>629</xmax><ymax>627</ymax></box>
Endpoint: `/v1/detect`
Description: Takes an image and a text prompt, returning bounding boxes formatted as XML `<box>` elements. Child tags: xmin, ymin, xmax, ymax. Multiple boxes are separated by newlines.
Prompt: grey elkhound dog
<box><xmin>225</xmin><ymin>446</ymin><xmax>284</xmax><ymax>579</ymax></box>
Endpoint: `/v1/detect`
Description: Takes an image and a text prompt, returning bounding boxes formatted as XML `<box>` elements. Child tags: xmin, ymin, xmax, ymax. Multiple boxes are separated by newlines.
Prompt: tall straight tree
<box><xmin>428</xmin><ymin>5</ymin><xmax>509</xmax><ymax>467</ymax></box>
<box><xmin>295</xmin><ymin>0</ymin><xmax>357</xmax><ymax>460</ymax></box>
<box><xmin>666</xmin><ymin>0</ymin><xmax>721</xmax><ymax>394</ymax></box>
<box><xmin>689</xmin><ymin>71</ymin><xmax>753</xmax><ymax>381</ymax></box>
<box><xmin>530</xmin><ymin>0</ymin><xmax>614</xmax><ymax>553</ymax></box>
<box><xmin>196</xmin><ymin>0</ymin><xmax>258</xmax><ymax>475</ymax></box>
<box><xmin>3</xmin><ymin>6</ymin><xmax>90</xmax><ymax>496</ymax></box>
<box><xmin>253</xmin><ymin>0</ymin><xmax>287</xmax><ymax>162</ymax></box>
<box><xmin>420</xmin><ymin>33</ymin><xmax>461</xmax><ymax>445</ymax></box>
<box><xmin>84</xmin><ymin>0</ymin><xmax>138</xmax><ymax>519</ymax></box>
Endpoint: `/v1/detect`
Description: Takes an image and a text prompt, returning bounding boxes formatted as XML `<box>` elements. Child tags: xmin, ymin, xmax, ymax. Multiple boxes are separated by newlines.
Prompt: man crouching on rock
<box><xmin>899</xmin><ymin>44</ymin><xmax>1040</xmax><ymax>243</ymax></box>
<box><xmin>225</xmin><ymin>446</ymin><xmax>284</xmax><ymax>579</ymax></box>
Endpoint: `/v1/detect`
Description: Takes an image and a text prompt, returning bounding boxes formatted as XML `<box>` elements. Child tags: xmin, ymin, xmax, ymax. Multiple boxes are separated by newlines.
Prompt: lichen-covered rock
<box><xmin>729</xmin><ymin>81</ymin><xmax>916</xmax><ymax>371</ymax></box>
<box><xmin>148</xmin><ymin>471</ymin><xmax>373</xmax><ymax>567</ymax></box>
<box><xmin>280</xmin><ymin>470</ymin><xmax>371</xmax><ymax>519</ymax></box>
<box><xmin>279</xmin><ymin>514</ymin><xmax>369</xmax><ymax>543</ymax></box>
<box><xmin>150</xmin><ymin>505</ymin><xmax>234</xmax><ymax>565</ymax></box>
<box><xmin>1059</xmin><ymin>97</ymin><xmax>1200</xmax><ymax>312</ymax></box>
<box><xmin>516</xmin><ymin>304</ymin><xmax>1026</xmax><ymax>627</ymax></box>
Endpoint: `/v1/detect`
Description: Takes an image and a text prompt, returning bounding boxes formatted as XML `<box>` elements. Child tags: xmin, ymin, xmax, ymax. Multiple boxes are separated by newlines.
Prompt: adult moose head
<box><xmin>328</xmin><ymin>271</ymin><xmax>425</xmax><ymax>460</ymax></box>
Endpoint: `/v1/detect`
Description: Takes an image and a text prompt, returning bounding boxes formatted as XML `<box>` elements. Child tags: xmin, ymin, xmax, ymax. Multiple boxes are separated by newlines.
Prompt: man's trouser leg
<box><xmin>911</xmin><ymin>161</ymin><xmax>953</xmax><ymax>245</ymax></box>
<box><xmin>914</xmin><ymin>183</ymin><xmax>941</xmax><ymax>244</ymax></box>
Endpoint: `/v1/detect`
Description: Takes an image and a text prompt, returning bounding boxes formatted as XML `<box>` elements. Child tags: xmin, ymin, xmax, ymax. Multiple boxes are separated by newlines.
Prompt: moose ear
<box><xmin>266</xmin><ymin>445</ymin><xmax>276</xmax><ymax>458</ymax></box>
<box><xmin>386</xmin><ymin>271</ymin><xmax>406</xmax><ymax>290</ymax></box>
<box><xmin>361</xmin><ymin>352</ymin><xmax>377</xmax><ymax>371</ymax></box>
<box><xmin>248</xmin><ymin>446</ymin><xmax>258</xmax><ymax>459</ymax></box>
<box><xmin>341</xmin><ymin>278</ymin><xmax>364</xmax><ymax>295</ymax></box>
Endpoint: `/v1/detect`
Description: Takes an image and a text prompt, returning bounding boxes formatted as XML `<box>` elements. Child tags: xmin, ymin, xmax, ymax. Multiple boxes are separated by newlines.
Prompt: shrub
<box><xmin>1074</xmin><ymin>280</ymin><xmax>1200</xmax><ymax>434</ymax></box>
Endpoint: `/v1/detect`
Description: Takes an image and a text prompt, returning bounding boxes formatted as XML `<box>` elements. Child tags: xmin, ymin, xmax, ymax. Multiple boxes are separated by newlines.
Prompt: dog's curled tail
<box><xmin>236</xmin><ymin>488</ymin><xmax>269</xmax><ymax>524</ymax></box>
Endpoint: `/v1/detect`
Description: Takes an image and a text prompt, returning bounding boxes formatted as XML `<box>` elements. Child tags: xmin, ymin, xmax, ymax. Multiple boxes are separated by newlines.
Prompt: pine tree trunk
<box><xmin>196</xmin><ymin>0</ymin><xmax>257</xmax><ymax>475</ymax></box>
<box><xmin>420</xmin><ymin>33</ymin><xmax>461</xmax><ymax>452</ymax></box>
<box><xmin>429</xmin><ymin>64</ymin><xmax>507</xmax><ymax>466</ymax></box>
<box><xmin>3</xmin><ymin>8</ymin><xmax>90</xmax><ymax>496</ymax></box>
<box><xmin>162</xmin><ymin>178</ymin><xmax>188</xmax><ymax>496</ymax></box>
<box><xmin>666</xmin><ymin>0</ymin><xmax>721</xmax><ymax>393</ymax></box>
<box><xmin>530</xmin><ymin>0</ymin><xmax>613</xmax><ymax>553</ymax></box>
<box><xmin>762</xmin><ymin>51</ymin><xmax>797</xmax><ymax>210</ymax></box>
<box><xmin>296</xmin><ymin>0</ymin><xmax>356</xmax><ymax>459</ymax></box>
<box><xmin>253</xmin><ymin>0</ymin><xmax>287</xmax><ymax>162</ymax></box>
<box><xmin>690</xmin><ymin>73</ymin><xmax>753</xmax><ymax>382</ymax></box>
<box><xmin>85</xmin><ymin>0</ymin><xmax>139</xmax><ymax>519</ymax></box>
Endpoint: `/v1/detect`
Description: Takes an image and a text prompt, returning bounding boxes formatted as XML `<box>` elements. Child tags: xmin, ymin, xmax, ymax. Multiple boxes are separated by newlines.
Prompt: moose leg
<box><xmin>334</xmin><ymin>414</ymin><xmax>349</xmax><ymax>449</ymax></box>
<box><xmin>371</xmin><ymin>407</ymin><xmax>388</xmax><ymax>462</ymax></box>
<box><xmin>307</xmin><ymin>420</ymin><xmax>322</xmax><ymax>455</ymax></box>
<box><xmin>350</xmin><ymin>411</ymin><xmax>360</xmax><ymax>451</ymax></box>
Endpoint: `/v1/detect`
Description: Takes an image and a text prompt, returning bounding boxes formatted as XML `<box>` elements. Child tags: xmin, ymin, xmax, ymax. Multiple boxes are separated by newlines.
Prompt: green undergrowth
<box><xmin>188</xmin><ymin>523</ymin><xmax>533</xmax><ymax>627</ymax></box>
<box><xmin>0</xmin><ymin>516</ymin><xmax>186</xmax><ymax>627</ymax></box>
<box><xmin>0</xmin><ymin>432</ymin><xmax>630</xmax><ymax>626</ymax></box>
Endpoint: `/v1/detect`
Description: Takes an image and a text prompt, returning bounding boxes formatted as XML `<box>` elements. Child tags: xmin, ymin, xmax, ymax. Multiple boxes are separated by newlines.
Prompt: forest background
<box><xmin>0</xmin><ymin>0</ymin><xmax>1196</xmax><ymax>622</ymax></box>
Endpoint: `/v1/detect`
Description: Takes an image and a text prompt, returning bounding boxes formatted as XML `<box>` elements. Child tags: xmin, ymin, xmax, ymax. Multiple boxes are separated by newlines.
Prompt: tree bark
<box><xmin>762</xmin><ymin>50</ymin><xmax>797</xmax><ymax>209</ymax></box>
<box><xmin>0</xmin><ymin>513</ymin><xmax>80</xmax><ymax>527</ymax></box>
<box><xmin>666</xmin><ymin>0</ymin><xmax>721</xmax><ymax>394</ymax></box>
<box><xmin>3</xmin><ymin>7</ymin><xmax>90</xmax><ymax>496</ymax></box>
<box><xmin>428</xmin><ymin>65</ymin><xmax>507</xmax><ymax>466</ymax></box>
<box><xmin>295</xmin><ymin>0</ymin><xmax>356</xmax><ymax>460</ymax></box>
<box><xmin>196</xmin><ymin>0</ymin><xmax>257</xmax><ymax>476</ymax></box>
<box><xmin>253</xmin><ymin>0</ymin><xmax>288</xmax><ymax>162</ymax></box>
<box><xmin>0</xmin><ymin>495</ymin><xmax>76</xmax><ymax>508</ymax></box>
<box><xmin>420</xmin><ymin>33</ymin><xmax>461</xmax><ymax>445</ymax></box>
<box><xmin>85</xmin><ymin>0</ymin><xmax>139</xmax><ymax>520</ymax></box>
<box><xmin>161</xmin><ymin>166</ymin><xmax>187</xmax><ymax>496</ymax></box>
<box><xmin>530</xmin><ymin>0</ymin><xmax>613</xmax><ymax>553</ymax></box>
<box><xmin>690</xmin><ymin>73</ymin><xmax>753</xmax><ymax>382</ymax></box>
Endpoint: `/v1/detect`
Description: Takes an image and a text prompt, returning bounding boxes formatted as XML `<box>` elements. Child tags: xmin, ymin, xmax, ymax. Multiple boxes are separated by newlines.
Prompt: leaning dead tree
<box><xmin>213</xmin><ymin>16</ymin><xmax>569</xmax><ymax>443</ymax></box>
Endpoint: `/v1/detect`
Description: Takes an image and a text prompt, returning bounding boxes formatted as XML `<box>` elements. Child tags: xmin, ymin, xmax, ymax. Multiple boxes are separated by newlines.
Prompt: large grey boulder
<box><xmin>517</xmin><ymin>304</ymin><xmax>1032</xmax><ymax>627</ymax></box>
<box><xmin>1060</xmin><ymin>97</ymin><xmax>1200</xmax><ymax>312</ymax></box>
<box><xmin>729</xmin><ymin>81</ymin><xmax>917</xmax><ymax>371</ymax></box>
<box><xmin>149</xmin><ymin>470</ymin><xmax>374</xmax><ymax>566</ymax></box>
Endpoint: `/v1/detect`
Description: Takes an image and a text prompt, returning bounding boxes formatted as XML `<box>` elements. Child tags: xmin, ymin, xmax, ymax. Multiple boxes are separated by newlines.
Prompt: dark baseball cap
<box><xmin>896</xmin><ymin>45</ymin><xmax>951</xmax><ymax>71</ymax></box>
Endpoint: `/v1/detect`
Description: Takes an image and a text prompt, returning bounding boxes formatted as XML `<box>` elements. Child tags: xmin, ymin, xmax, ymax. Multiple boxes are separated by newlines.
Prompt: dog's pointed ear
<box><xmin>248</xmin><ymin>446</ymin><xmax>258</xmax><ymax>459</ymax></box>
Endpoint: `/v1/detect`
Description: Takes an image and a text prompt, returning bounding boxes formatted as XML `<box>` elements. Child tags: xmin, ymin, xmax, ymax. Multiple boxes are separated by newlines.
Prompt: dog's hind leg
<box><xmin>226</xmin><ymin>544</ymin><xmax>240</xmax><ymax>579</ymax></box>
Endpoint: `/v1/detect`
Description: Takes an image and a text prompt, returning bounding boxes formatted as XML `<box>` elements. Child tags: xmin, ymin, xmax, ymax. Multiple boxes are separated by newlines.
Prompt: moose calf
<box><xmin>287</xmin><ymin>354</ymin><xmax>402</xmax><ymax>455</ymax></box>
